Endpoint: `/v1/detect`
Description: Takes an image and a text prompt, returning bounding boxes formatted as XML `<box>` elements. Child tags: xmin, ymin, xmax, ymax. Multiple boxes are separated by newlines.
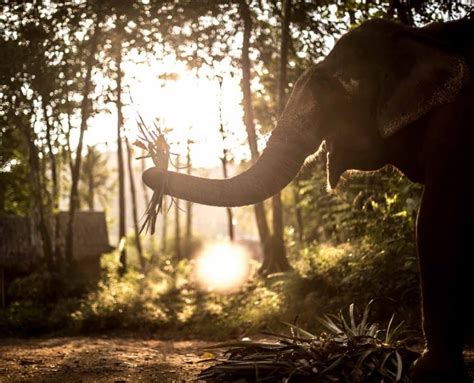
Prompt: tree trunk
<box><xmin>88</xmin><ymin>169</ymin><xmax>95</xmax><ymax>210</ymax></box>
<box><xmin>185</xmin><ymin>141</ymin><xmax>193</xmax><ymax>255</ymax></box>
<box><xmin>139</xmin><ymin>149</ymin><xmax>150</xmax><ymax>257</ymax></box>
<box><xmin>65</xmin><ymin>94</ymin><xmax>74</xmax><ymax>176</ymax></box>
<box><xmin>126</xmin><ymin>137</ymin><xmax>146</xmax><ymax>272</ymax></box>
<box><xmin>1</xmin><ymin>268</ymin><xmax>4</xmax><ymax>308</ymax></box>
<box><xmin>161</xmin><ymin>195</ymin><xmax>168</xmax><ymax>252</ymax></box>
<box><xmin>42</xmin><ymin>102</ymin><xmax>61</xmax><ymax>265</ymax></box>
<box><xmin>140</xmin><ymin>150</ymin><xmax>150</xmax><ymax>205</ymax></box>
<box><xmin>270</xmin><ymin>0</ymin><xmax>293</xmax><ymax>273</ymax></box>
<box><xmin>174</xmin><ymin>157</ymin><xmax>182</xmax><ymax>261</ymax></box>
<box><xmin>65</xmin><ymin>16</ymin><xmax>101</xmax><ymax>265</ymax></box>
<box><xmin>238</xmin><ymin>0</ymin><xmax>272</xmax><ymax>259</ymax></box>
<box><xmin>292</xmin><ymin>179</ymin><xmax>304</xmax><ymax>243</ymax></box>
<box><xmin>116</xmin><ymin>29</ymin><xmax>127</xmax><ymax>276</ymax></box>
<box><xmin>217</xmin><ymin>76</ymin><xmax>235</xmax><ymax>241</ymax></box>
<box><xmin>25</xmin><ymin>119</ymin><xmax>54</xmax><ymax>271</ymax></box>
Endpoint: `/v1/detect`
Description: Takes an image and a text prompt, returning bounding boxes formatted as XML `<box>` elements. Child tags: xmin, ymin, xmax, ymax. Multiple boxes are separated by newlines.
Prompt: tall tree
<box><xmin>238</xmin><ymin>0</ymin><xmax>272</xmax><ymax>263</ymax></box>
<box><xmin>292</xmin><ymin>179</ymin><xmax>305</xmax><ymax>243</ymax></box>
<box><xmin>126</xmin><ymin>138</ymin><xmax>146</xmax><ymax>272</ymax></box>
<box><xmin>268</xmin><ymin>0</ymin><xmax>293</xmax><ymax>273</ymax></box>
<box><xmin>115</xmin><ymin>18</ymin><xmax>127</xmax><ymax>275</ymax></box>
<box><xmin>174</xmin><ymin>157</ymin><xmax>182</xmax><ymax>261</ymax></box>
<box><xmin>161</xmin><ymin>196</ymin><xmax>169</xmax><ymax>253</ymax></box>
<box><xmin>65</xmin><ymin>10</ymin><xmax>103</xmax><ymax>265</ymax></box>
<box><xmin>217</xmin><ymin>75</ymin><xmax>235</xmax><ymax>241</ymax></box>
<box><xmin>140</xmin><ymin>150</ymin><xmax>150</xmax><ymax>206</ymax></box>
<box><xmin>25</xmin><ymin>114</ymin><xmax>54</xmax><ymax>271</ymax></box>
<box><xmin>184</xmin><ymin>139</ymin><xmax>194</xmax><ymax>255</ymax></box>
<box><xmin>41</xmin><ymin>97</ymin><xmax>61</xmax><ymax>263</ymax></box>
<box><xmin>79</xmin><ymin>146</ymin><xmax>111</xmax><ymax>211</ymax></box>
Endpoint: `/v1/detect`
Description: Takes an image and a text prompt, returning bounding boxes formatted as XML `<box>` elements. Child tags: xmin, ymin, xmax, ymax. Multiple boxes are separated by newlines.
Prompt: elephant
<box><xmin>143</xmin><ymin>18</ymin><xmax>474</xmax><ymax>382</ymax></box>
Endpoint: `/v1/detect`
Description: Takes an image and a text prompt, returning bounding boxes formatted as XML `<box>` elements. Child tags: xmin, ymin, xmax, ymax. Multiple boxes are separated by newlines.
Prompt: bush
<box><xmin>1</xmin><ymin>166</ymin><xmax>423</xmax><ymax>338</ymax></box>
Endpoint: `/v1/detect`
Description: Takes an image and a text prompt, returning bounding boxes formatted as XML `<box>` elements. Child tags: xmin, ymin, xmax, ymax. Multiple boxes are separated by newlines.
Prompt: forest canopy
<box><xmin>0</xmin><ymin>0</ymin><xmax>471</xmax><ymax>345</ymax></box>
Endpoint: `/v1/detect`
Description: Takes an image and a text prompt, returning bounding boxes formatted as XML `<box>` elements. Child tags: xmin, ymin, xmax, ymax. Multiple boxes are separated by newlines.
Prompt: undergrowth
<box><xmin>0</xmin><ymin>236</ymin><xmax>420</xmax><ymax>340</ymax></box>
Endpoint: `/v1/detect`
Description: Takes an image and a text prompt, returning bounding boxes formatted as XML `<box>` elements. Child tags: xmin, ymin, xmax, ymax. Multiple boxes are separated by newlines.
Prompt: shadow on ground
<box><xmin>0</xmin><ymin>337</ymin><xmax>212</xmax><ymax>383</ymax></box>
<box><xmin>0</xmin><ymin>337</ymin><xmax>473</xmax><ymax>382</ymax></box>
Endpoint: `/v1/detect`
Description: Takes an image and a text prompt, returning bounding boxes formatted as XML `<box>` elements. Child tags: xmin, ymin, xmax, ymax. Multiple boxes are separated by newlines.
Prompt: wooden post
<box><xmin>1</xmin><ymin>267</ymin><xmax>5</xmax><ymax>308</ymax></box>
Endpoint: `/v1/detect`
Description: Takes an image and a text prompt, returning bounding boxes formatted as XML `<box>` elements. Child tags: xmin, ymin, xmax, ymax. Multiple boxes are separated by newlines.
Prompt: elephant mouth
<box><xmin>326</xmin><ymin>141</ymin><xmax>387</xmax><ymax>189</ymax></box>
<box><xmin>327</xmin><ymin>151</ymin><xmax>345</xmax><ymax>189</ymax></box>
<box><xmin>323</xmin><ymin>139</ymin><xmax>344</xmax><ymax>189</ymax></box>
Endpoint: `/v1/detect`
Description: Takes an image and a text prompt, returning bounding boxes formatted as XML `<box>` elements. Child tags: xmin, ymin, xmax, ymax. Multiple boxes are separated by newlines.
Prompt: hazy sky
<box><xmin>79</xmin><ymin>51</ymin><xmax>253</xmax><ymax>170</ymax></box>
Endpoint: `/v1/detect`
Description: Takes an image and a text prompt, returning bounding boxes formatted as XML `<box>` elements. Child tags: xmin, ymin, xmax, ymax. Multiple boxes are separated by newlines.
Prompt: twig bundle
<box><xmin>198</xmin><ymin>304</ymin><xmax>419</xmax><ymax>382</ymax></box>
<box><xmin>133</xmin><ymin>117</ymin><xmax>170</xmax><ymax>234</ymax></box>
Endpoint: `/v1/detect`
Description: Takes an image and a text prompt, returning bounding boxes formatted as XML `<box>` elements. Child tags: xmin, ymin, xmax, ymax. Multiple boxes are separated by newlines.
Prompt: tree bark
<box><xmin>185</xmin><ymin>140</ymin><xmax>193</xmax><ymax>255</ymax></box>
<box><xmin>116</xmin><ymin>27</ymin><xmax>127</xmax><ymax>276</ymax></box>
<box><xmin>270</xmin><ymin>0</ymin><xmax>293</xmax><ymax>273</ymax></box>
<box><xmin>161</xmin><ymin>195</ymin><xmax>168</xmax><ymax>252</ymax></box>
<box><xmin>217</xmin><ymin>76</ymin><xmax>235</xmax><ymax>241</ymax></box>
<box><xmin>25</xmin><ymin>117</ymin><xmax>54</xmax><ymax>271</ymax></box>
<box><xmin>238</xmin><ymin>0</ymin><xmax>272</xmax><ymax>259</ymax></box>
<box><xmin>1</xmin><ymin>268</ymin><xmax>4</xmax><ymax>308</ymax></box>
<box><xmin>174</xmin><ymin>157</ymin><xmax>182</xmax><ymax>261</ymax></box>
<box><xmin>292</xmin><ymin>179</ymin><xmax>304</xmax><ymax>243</ymax></box>
<box><xmin>126</xmin><ymin>138</ymin><xmax>146</xmax><ymax>272</ymax></box>
<box><xmin>65</xmin><ymin>94</ymin><xmax>74</xmax><ymax>176</ymax></box>
<box><xmin>88</xmin><ymin>167</ymin><xmax>95</xmax><ymax>210</ymax></box>
<box><xmin>65</xmin><ymin>15</ymin><xmax>101</xmax><ymax>265</ymax></box>
<box><xmin>11</xmin><ymin>94</ymin><xmax>54</xmax><ymax>271</ymax></box>
<box><xmin>140</xmin><ymin>150</ymin><xmax>150</xmax><ymax>205</ymax></box>
<box><xmin>42</xmin><ymin>102</ymin><xmax>61</xmax><ymax>264</ymax></box>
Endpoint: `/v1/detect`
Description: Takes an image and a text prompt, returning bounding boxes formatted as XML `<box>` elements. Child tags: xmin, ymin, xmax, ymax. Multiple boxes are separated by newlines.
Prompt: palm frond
<box><xmin>198</xmin><ymin>303</ymin><xmax>419</xmax><ymax>382</ymax></box>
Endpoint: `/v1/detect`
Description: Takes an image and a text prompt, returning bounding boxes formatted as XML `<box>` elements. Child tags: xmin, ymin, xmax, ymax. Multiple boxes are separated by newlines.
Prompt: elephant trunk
<box><xmin>143</xmin><ymin>124</ymin><xmax>320</xmax><ymax>207</ymax></box>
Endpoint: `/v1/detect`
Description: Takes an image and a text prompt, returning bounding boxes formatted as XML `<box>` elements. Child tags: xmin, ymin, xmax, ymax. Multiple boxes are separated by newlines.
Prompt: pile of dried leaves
<box><xmin>198</xmin><ymin>303</ymin><xmax>419</xmax><ymax>382</ymax></box>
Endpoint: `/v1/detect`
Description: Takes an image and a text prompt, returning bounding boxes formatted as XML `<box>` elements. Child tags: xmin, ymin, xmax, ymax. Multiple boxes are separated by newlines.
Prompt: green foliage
<box><xmin>281</xmin><ymin>163</ymin><xmax>423</xmax><ymax>332</ymax></box>
<box><xmin>0</xmin><ymin>228</ymin><xmax>421</xmax><ymax>338</ymax></box>
<box><xmin>0</xmin><ymin>124</ymin><xmax>30</xmax><ymax>215</ymax></box>
<box><xmin>291</xmin><ymin>160</ymin><xmax>422</xmax><ymax>247</ymax></box>
<box><xmin>3</xmin><ymin>0</ymin><xmax>464</xmax><ymax>342</ymax></box>
<box><xmin>79</xmin><ymin>145</ymin><xmax>114</xmax><ymax>210</ymax></box>
<box><xmin>198</xmin><ymin>303</ymin><xmax>419</xmax><ymax>382</ymax></box>
<box><xmin>0</xmin><ymin>300</ymin><xmax>50</xmax><ymax>336</ymax></box>
<box><xmin>0</xmin><ymin>160</ymin><xmax>423</xmax><ymax>339</ymax></box>
<box><xmin>73</xmin><ymin>274</ymin><xmax>167</xmax><ymax>333</ymax></box>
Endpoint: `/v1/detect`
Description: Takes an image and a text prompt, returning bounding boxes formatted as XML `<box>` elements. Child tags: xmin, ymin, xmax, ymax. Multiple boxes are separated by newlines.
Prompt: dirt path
<box><xmin>0</xmin><ymin>337</ymin><xmax>213</xmax><ymax>382</ymax></box>
<box><xmin>1</xmin><ymin>337</ymin><xmax>473</xmax><ymax>382</ymax></box>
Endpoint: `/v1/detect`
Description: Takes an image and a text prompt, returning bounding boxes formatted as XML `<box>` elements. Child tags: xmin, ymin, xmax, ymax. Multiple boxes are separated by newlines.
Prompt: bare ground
<box><xmin>0</xmin><ymin>337</ymin><xmax>213</xmax><ymax>383</ymax></box>
<box><xmin>0</xmin><ymin>337</ymin><xmax>473</xmax><ymax>382</ymax></box>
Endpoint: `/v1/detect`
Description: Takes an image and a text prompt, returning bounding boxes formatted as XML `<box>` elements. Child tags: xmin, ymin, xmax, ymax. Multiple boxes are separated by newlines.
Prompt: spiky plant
<box><xmin>198</xmin><ymin>303</ymin><xmax>419</xmax><ymax>382</ymax></box>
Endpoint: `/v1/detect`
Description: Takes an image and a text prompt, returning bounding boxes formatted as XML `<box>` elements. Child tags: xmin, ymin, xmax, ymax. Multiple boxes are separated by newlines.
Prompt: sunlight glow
<box><xmin>83</xmin><ymin>53</ymin><xmax>249</xmax><ymax>169</ymax></box>
<box><xmin>195</xmin><ymin>242</ymin><xmax>250</xmax><ymax>292</ymax></box>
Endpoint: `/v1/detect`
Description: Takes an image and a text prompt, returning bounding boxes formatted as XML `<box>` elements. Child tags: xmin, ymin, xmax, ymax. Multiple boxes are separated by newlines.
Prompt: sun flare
<box><xmin>194</xmin><ymin>242</ymin><xmax>251</xmax><ymax>292</ymax></box>
<box><xmin>85</xmin><ymin>54</ymin><xmax>247</xmax><ymax>169</ymax></box>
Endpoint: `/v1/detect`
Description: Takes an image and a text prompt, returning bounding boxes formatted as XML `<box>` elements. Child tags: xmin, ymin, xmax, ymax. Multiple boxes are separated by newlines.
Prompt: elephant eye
<box><xmin>338</xmin><ymin>77</ymin><xmax>360</xmax><ymax>94</ymax></box>
<box><xmin>314</xmin><ymin>74</ymin><xmax>334</xmax><ymax>90</ymax></box>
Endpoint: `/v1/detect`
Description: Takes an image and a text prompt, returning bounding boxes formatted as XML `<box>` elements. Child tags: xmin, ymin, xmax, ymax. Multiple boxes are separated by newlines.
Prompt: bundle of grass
<box><xmin>198</xmin><ymin>303</ymin><xmax>419</xmax><ymax>382</ymax></box>
<box><xmin>133</xmin><ymin>117</ymin><xmax>170</xmax><ymax>234</ymax></box>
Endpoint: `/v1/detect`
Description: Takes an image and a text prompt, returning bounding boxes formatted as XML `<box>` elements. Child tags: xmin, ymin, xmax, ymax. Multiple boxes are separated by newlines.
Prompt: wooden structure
<box><xmin>0</xmin><ymin>211</ymin><xmax>113</xmax><ymax>307</ymax></box>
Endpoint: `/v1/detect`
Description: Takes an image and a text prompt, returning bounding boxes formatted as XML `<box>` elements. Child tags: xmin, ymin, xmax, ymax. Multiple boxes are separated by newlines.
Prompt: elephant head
<box><xmin>143</xmin><ymin>19</ymin><xmax>469</xmax><ymax>206</ymax></box>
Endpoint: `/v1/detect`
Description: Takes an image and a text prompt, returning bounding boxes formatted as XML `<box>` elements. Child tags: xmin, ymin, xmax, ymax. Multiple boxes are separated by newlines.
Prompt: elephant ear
<box><xmin>377</xmin><ymin>37</ymin><xmax>469</xmax><ymax>138</ymax></box>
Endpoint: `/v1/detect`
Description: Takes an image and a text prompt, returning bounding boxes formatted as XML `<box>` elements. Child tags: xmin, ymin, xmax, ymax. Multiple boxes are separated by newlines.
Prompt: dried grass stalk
<box><xmin>133</xmin><ymin>118</ymin><xmax>170</xmax><ymax>234</ymax></box>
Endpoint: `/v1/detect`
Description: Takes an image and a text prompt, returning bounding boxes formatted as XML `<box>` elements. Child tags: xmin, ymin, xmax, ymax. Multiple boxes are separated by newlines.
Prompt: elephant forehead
<box><xmin>334</xmin><ymin>71</ymin><xmax>360</xmax><ymax>94</ymax></box>
<box><xmin>325</xmin><ymin>19</ymin><xmax>401</xmax><ymax>73</ymax></box>
<box><xmin>285</xmin><ymin>68</ymin><xmax>319</xmax><ymax>109</ymax></box>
